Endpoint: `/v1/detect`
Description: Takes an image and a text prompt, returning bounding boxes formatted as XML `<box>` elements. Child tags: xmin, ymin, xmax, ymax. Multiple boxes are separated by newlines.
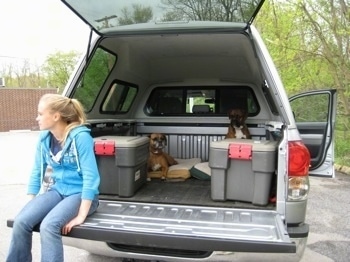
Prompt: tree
<box><xmin>160</xmin><ymin>0</ymin><xmax>260</xmax><ymax>22</ymax></box>
<box><xmin>118</xmin><ymin>4</ymin><xmax>153</xmax><ymax>25</ymax></box>
<box><xmin>296</xmin><ymin>0</ymin><xmax>350</xmax><ymax>129</ymax></box>
<box><xmin>41</xmin><ymin>51</ymin><xmax>81</xmax><ymax>93</ymax></box>
<box><xmin>1</xmin><ymin>58</ymin><xmax>42</xmax><ymax>88</ymax></box>
<box><xmin>257</xmin><ymin>1</ymin><xmax>349</xmax><ymax>124</ymax></box>
<box><xmin>255</xmin><ymin>1</ymin><xmax>332</xmax><ymax>95</ymax></box>
<box><xmin>255</xmin><ymin>0</ymin><xmax>350</xmax><ymax>164</ymax></box>
<box><xmin>296</xmin><ymin>0</ymin><xmax>350</xmax><ymax>164</ymax></box>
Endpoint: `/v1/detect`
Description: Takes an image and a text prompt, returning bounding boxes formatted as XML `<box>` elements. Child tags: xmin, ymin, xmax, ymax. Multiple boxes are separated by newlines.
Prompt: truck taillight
<box><xmin>288</xmin><ymin>141</ymin><xmax>311</xmax><ymax>201</ymax></box>
<box><xmin>288</xmin><ymin>141</ymin><xmax>310</xmax><ymax>176</ymax></box>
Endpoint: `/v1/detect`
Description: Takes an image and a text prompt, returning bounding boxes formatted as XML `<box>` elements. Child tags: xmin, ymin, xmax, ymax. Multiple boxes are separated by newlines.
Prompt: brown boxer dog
<box><xmin>147</xmin><ymin>133</ymin><xmax>178</xmax><ymax>180</ymax></box>
<box><xmin>225</xmin><ymin>108</ymin><xmax>251</xmax><ymax>139</ymax></box>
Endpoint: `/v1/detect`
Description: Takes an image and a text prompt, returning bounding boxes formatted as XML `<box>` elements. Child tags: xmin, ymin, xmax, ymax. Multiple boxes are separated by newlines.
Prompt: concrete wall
<box><xmin>0</xmin><ymin>88</ymin><xmax>57</xmax><ymax>132</ymax></box>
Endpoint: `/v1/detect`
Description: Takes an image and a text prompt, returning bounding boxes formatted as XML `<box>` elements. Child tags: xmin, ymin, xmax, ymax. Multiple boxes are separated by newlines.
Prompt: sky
<box><xmin>0</xmin><ymin>0</ymin><xmax>90</xmax><ymax>66</ymax></box>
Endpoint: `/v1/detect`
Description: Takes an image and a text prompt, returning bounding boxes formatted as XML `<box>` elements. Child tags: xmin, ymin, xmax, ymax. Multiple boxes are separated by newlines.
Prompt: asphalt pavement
<box><xmin>1</xmin><ymin>131</ymin><xmax>349</xmax><ymax>262</ymax></box>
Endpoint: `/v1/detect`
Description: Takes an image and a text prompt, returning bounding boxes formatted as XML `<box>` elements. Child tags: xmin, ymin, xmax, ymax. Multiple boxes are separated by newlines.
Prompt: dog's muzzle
<box><xmin>230</xmin><ymin>116</ymin><xmax>243</xmax><ymax>128</ymax></box>
<box><xmin>153</xmin><ymin>140</ymin><xmax>165</xmax><ymax>149</ymax></box>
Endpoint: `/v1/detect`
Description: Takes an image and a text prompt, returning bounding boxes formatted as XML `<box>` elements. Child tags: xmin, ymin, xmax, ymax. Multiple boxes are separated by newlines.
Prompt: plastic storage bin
<box><xmin>209</xmin><ymin>139</ymin><xmax>278</xmax><ymax>205</ymax></box>
<box><xmin>94</xmin><ymin>136</ymin><xmax>149</xmax><ymax>196</ymax></box>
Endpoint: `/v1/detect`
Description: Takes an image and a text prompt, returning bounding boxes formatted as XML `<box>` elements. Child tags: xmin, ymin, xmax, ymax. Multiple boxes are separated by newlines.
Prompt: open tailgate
<box><xmin>33</xmin><ymin>200</ymin><xmax>297</xmax><ymax>253</ymax></box>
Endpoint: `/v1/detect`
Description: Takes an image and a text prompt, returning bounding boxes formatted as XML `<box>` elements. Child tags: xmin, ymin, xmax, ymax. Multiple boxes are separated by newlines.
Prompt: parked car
<box><xmin>8</xmin><ymin>0</ymin><xmax>337</xmax><ymax>261</ymax></box>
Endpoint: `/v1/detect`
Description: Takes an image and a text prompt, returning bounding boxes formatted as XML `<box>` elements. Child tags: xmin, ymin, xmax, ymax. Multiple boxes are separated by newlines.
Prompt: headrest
<box><xmin>192</xmin><ymin>104</ymin><xmax>210</xmax><ymax>113</ymax></box>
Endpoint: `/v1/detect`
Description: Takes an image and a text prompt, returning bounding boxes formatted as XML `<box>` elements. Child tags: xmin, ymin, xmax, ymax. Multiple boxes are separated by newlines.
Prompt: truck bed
<box><xmin>99</xmin><ymin>178</ymin><xmax>275</xmax><ymax>210</ymax></box>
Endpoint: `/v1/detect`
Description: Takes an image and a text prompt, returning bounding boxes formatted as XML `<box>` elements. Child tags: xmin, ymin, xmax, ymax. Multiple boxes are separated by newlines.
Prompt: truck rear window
<box><xmin>144</xmin><ymin>86</ymin><xmax>259</xmax><ymax>116</ymax></box>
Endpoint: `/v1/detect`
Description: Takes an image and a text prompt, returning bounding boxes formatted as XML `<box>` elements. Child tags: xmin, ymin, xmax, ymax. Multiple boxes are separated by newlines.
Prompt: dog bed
<box><xmin>167</xmin><ymin>158</ymin><xmax>202</xmax><ymax>180</ymax></box>
<box><xmin>190</xmin><ymin>162</ymin><xmax>211</xmax><ymax>180</ymax></box>
<box><xmin>147</xmin><ymin>158</ymin><xmax>201</xmax><ymax>181</ymax></box>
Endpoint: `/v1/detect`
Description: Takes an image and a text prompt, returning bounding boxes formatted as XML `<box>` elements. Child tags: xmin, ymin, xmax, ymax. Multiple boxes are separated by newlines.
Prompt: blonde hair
<box><xmin>40</xmin><ymin>93</ymin><xmax>87</xmax><ymax>144</ymax></box>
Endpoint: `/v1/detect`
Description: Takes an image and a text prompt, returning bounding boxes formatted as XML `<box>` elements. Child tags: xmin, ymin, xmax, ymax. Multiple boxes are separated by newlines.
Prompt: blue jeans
<box><xmin>6</xmin><ymin>189</ymin><xmax>99</xmax><ymax>262</ymax></box>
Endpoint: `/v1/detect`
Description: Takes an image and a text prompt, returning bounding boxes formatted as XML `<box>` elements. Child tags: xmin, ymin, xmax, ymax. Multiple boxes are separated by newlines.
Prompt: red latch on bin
<box><xmin>229</xmin><ymin>143</ymin><xmax>252</xmax><ymax>160</ymax></box>
<box><xmin>94</xmin><ymin>140</ymin><xmax>115</xmax><ymax>156</ymax></box>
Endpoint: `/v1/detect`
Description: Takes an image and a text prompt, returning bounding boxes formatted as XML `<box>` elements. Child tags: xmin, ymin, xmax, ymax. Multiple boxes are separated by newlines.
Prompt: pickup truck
<box><xmin>8</xmin><ymin>0</ymin><xmax>337</xmax><ymax>261</ymax></box>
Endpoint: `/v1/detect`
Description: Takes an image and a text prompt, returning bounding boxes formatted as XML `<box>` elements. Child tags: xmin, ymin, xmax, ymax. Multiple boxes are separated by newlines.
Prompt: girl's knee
<box><xmin>12</xmin><ymin>216</ymin><xmax>32</xmax><ymax>232</ymax></box>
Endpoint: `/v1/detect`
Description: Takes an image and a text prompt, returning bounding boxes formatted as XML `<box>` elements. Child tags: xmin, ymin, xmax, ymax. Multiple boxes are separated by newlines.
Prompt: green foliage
<box><xmin>335</xmin><ymin>130</ymin><xmax>350</xmax><ymax>166</ymax></box>
<box><xmin>73</xmin><ymin>48</ymin><xmax>117</xmax><ymax>111</ymax></box>
<box><xmin>256</xmin><ymin>1</ymin><xmax>331</xmax><ymax>95</ymax></box>
<box><xmin>41</xmin><ymin>51</ymin><xmax>81</xmax><ymax>93</ymax></box>
<box><xmin>256</xmin><ymin>0</ymin><xmax>350</xmax><ymax>166</ymax></box>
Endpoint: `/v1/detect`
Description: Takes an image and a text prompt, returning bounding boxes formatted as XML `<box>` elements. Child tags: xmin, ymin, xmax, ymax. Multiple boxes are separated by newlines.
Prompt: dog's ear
<box><xmin>227</xmin><ymin>109</ymin><xmax>233</xmax><ymax>118</ymax></box>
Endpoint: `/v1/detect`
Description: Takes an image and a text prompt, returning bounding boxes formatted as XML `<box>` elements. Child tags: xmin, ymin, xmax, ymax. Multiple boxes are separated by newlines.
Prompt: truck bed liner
<box><xmin>100</xmin><ymin>178</ymin><xmax>274</xmax><ymax>210</ymax></box>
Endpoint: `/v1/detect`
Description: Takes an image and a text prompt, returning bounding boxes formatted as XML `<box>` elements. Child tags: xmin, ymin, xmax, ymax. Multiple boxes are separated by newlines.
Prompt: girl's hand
<box><xmin>62</xmin><ymin>199</ymin><xmax>92</xmax><ymax>235</ymax></box>
<box><xmin>62</xmin><ymin>214</ymin><xmax>86</xmax><ymax>235</ymax></box>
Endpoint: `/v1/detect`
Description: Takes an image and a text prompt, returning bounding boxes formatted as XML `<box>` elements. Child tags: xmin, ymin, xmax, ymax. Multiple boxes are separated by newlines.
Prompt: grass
<box><xmin>334</xmin><ymin>130</ymin><xmax>350</xmax><ymax>166</ymax></box>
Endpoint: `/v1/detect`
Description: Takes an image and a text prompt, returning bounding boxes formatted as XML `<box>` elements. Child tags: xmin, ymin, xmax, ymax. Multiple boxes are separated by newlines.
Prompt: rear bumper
<box><xmin>65</xmin><ymin>224</ymin><xmax>297</xmax><ymax>253</ymax></box>
<box><xmin>63</xmin><ymin>234</ymin><xmax>308</xmax><ymax>262</ymax></box>
<box><xmin>62</xmin><ymin>224</ymin><xmax>308</xmax><ymax>261</ymax></box>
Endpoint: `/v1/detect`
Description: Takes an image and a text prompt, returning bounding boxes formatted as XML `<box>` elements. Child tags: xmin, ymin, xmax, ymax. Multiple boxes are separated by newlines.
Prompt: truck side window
<box><xmin>101</xmin><ymin>81</ymin><xmax>137</xmax><ymax>114</ymax></box>
<box><xmin>72</xmin><ymin>47</ymin><xmax>117</xmax><ymax>112</ymax></box>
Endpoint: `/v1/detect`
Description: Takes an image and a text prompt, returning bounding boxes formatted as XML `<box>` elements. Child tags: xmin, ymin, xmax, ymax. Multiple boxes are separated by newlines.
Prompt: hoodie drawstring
<box><xmin>72</xmin><ymin>138</ymin><xmax>81</xmax><ymax>173</ymax></box>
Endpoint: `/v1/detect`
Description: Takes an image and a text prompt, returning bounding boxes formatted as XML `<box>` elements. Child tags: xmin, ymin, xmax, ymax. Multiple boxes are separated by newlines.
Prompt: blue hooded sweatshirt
<box><xmin>27</xmin><ymin>126</ymin><xmax>100</xmax><ymax>200</ymax></box>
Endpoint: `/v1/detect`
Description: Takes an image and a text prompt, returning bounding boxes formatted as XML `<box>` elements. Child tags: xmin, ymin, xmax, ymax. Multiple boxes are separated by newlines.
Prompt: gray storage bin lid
<box><xmin>94</xmin><ymin>136</ymin><xmax>149</xmax><ymax>148</ymax></box>
<box><xmin>211</xmin><ymin>139</ymin><xmax>278</xmax><ymax>152</ymax></box>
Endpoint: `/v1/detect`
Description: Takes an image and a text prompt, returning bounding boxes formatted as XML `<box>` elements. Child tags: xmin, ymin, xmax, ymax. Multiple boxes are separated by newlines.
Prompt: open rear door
<box><xmin>289</xmin><ymin>89</ymin><xmax>337</xmax><ymax>177</ymax></box>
